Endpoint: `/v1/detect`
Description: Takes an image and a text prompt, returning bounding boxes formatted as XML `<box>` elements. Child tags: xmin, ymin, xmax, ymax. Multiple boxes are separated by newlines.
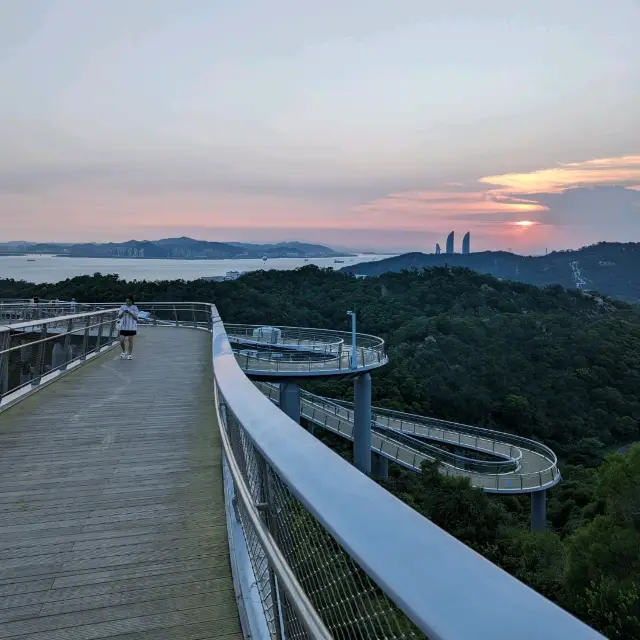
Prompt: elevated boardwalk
<box><xmin>0</xmin><ymin>328</ymin><xmax>241</xmax><ymax>639</ymax></box>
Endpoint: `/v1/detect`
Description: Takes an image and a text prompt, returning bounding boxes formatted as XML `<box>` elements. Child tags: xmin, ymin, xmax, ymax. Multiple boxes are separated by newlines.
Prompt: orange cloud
<box><xmin>350</xmin><ymin>190</ymin><xmax>546</xmax><ymax>229</ymax></box>
<box><xmin>349</xmin><ymin>154</ymin><xmax>639</xmax><ymax>236</ymax></box>
<box><xmin>479</xmin><ymin>155</ymin><xmax>640</xmax><ymax>194</ymax></box>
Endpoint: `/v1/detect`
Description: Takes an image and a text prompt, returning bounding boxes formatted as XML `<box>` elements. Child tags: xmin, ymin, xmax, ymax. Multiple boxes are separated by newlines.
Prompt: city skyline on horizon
<box><xmin>1</xmin><ymin>1</ymin><xmax>639</xmax><ymax>253</ymax></box>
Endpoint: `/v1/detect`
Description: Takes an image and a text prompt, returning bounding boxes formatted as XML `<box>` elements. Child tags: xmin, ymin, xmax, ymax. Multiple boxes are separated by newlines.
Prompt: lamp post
<box><xmin>346</xmin><ymin>310</ymin><xmax>356</xmax><ymax>369</ymax></box>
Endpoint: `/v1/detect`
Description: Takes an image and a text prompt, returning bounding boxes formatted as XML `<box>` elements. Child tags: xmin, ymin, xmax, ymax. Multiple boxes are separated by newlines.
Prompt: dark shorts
<box><xmin>119</xmin><ymin>330</ymin><xmax>137</xmax><ymax>337</ymax></box>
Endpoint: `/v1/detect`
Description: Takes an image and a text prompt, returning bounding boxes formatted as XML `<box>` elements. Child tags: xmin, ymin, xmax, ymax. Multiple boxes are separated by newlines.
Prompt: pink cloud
<box><xmin>1</xmin><ymin>154</ymin><xmax>637</xmax><ymax>254</ymax></box>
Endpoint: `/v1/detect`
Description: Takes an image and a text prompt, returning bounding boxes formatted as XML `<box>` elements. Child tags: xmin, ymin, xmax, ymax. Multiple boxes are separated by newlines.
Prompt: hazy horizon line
<box><xmin>1</xmin><ymin>235</ymin><xmax>632</xmax><ymax>258</ymax></box>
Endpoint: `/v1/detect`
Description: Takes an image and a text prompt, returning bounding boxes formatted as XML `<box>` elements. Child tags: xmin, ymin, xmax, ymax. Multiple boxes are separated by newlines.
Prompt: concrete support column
<box><xmin>353</xmin><ymin>373</ymin><xmax>372</xmax><ymax>474</ymax></box>
<box><xmin>531</xmin><ymin>489</ymin><xmax>547</xmax><ymax>532</ymax></box>
<box><xmin>279</xmin><ymin>383</ymin><xmax>301</xmax><ymax>424</ymax></box>
<box><xmin>372</xmin><ymin>453</ymin><xmax>389</xmax><ymax>480</ymax></box>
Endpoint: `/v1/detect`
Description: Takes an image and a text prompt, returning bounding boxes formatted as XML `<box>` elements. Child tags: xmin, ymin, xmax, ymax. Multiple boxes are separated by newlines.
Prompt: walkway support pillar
<box><xmin>372</xmin><ymin>453</ymin><xmax>389</xmax><ymax>480</ymax></box>
<box><xmin>353</xmin><ymin>373</ymin><xmax>372</xmax><ymax>474</ymax></box>
<box><xmin>279</xmin><ymin>383</ymin><xmax>301</xmax><ymax>424</ymax></box>
<box><xmin>531</xmin><ymin>489</ymin><xmax>547</xmax><ymax>532</ymax></box>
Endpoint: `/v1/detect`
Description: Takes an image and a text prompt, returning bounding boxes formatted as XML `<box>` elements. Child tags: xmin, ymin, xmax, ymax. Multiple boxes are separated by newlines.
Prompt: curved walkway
<box><xmin>225</xmin><ymin>324</ymin><xmax>387</xmax><ymax>378</ymax></box>
<box><xmin>225</xmin><ymin>319</ymin><xmax>559</xmax><ymax>493</ymax></box>
<box><xmin>223</xmin><ymin>326</ymin><xmax>558</xmax><ymax>493</ymax></box>
<box><xmin>338</xmin><ymin>400</ymin><xmax>557</xmax><ymax>492</ymax></box>
<box><xmin>0</xmin><ymin>328</ymin><xmax>241</xmax><ymax>639</ymax></box>
<box><xmin>255</xmin><ymin>383</ymin><xmax>558</xmax><ymax>493</ymax></box>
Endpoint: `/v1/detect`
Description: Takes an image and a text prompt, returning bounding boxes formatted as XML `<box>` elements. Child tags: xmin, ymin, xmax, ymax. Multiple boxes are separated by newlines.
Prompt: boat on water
<box><xmin>26</xmin><ymin>259</ymin><xmax>36</xmax><ymax>262</ymax></box>
<box><xmin>334</xmin><ymin>259</ymin><xmax>344</xmax><ymax>264</ymax></box>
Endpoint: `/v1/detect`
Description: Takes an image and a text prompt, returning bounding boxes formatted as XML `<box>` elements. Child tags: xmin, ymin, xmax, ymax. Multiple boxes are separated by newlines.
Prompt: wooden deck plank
<box><xmin>0</xmin><ymin>328</ymin><xmax>242</xmax><ymax>639</ymax></box>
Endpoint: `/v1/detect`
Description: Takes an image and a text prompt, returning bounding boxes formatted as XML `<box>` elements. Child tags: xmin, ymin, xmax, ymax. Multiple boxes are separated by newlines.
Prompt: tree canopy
<box><xmin>2</xmin><ymin>265</ymin><xmax>640</xmax><ymax>637</ymax></box>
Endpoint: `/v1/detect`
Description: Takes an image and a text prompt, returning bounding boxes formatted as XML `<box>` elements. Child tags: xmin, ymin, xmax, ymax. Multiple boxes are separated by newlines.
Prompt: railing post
<box><xmin>192</xmin><ymin>306</ymin><xmax>197</xmax><ymax>328</ymax></box>
<box><xmin>0</xmin><ymin>330</ymin><xmax>10</xmax><ymax>398</ymax></box>
<box><xmin>173</xmin><ymin>305</ymin><xmax>179</xmax><ymax>326</ymax></box>
<box><xmin>95</xmin><ymin>313</ymin><xmax>106</xmax><ymax>351</ymax></box>
<box><xmin>107</xmin><ymin>314</ymin><xmax>117</xmax><ymax>345</ymax></box>
<box><xmin>59</xmin><ymin>318</ymin><xmax>74</xmax><ymax>371</ymax></box>
<box><xmin>80</xmin><ymin>315</ymin><xmax>91</xmax><ymax>361</ymax></box>
<box><xmin>31</xmin><ymin>323</ymin><xmax>47</xmax><ymax>387</ymax></box>
<box><xmin>256</xmin><ymin>455</ymin><xmax>284</xmax><ymax>640</ymax></box>
<box><xmin>53</xmin><ymin>318</ymin><xmax>73</xmax><ymax>373</ymax></box>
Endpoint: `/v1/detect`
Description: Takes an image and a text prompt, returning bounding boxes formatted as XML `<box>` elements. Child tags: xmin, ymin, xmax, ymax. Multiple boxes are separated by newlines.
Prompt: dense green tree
<box><xmin>3</xmin><ymin>266</ymin><xmax>640</xmax><ymax>636</ymax></box>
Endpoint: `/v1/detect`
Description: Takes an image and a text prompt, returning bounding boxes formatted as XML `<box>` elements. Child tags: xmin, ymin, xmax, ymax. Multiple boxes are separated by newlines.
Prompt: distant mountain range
<box><xmin>0</xmin><ymin>237</ymin><xmax>351</xmax><ymax>260</ymax></box>
<box><xmin>342</xmin><ymin>242</ymin><xmax>640</xmax><ymax>303</ymax></box>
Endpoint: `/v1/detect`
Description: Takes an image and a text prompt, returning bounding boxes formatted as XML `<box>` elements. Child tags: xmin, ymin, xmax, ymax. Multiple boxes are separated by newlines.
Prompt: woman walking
<box><xmin>118</xmin><ymin>296</ymin><xmax>139</xmax><ymax>360</ymax></box>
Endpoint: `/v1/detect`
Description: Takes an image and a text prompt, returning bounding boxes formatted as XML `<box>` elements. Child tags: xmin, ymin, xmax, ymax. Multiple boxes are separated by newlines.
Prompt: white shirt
<box><xmin>118</xmin><ymin>305</ymin><xmax>139</xmax><ymax>331</ymax></box>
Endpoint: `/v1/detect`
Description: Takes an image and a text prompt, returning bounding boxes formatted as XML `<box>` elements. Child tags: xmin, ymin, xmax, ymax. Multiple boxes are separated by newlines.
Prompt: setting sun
<box><xmin>514</xmin><ymin>220</ymin><xmax>536</xmax><ymax>227</ymax></box>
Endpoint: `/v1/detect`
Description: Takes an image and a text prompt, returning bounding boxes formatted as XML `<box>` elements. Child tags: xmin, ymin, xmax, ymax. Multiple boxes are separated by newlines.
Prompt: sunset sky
<box><xmin>1</xmin><ymin>0</ymin><xmax>639</xmax><ymax>253</ymax></box>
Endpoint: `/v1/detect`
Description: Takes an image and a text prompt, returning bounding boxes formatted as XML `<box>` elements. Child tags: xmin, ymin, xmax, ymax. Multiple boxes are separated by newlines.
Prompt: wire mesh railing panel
<box><xmin>219</xmin><ymin>388</ymin><xmax>424</xmax><ymax>640</ymax></box>
<box><xmin>0</xmin><ymin>302</ymin><xmax>96</xmax><ymax>324</ymax></box>
<box><xmin>138</xmin><ymin>304</ymin><xmax>210</xmax><ymax>328</ymax></box>
<box><xmin>0</xmin><ymin>311</ymin><xmax>119</xmax><ymax>400</ymax></box>
<box><xmin>266</xmin><ymin>470</ymin><xmax>423</xmax><ymax>639</ymax></box>
<box><xmin>222</xmin><ymin>402</ymin><xmax>282</xmax><ymax>638</ymax></box>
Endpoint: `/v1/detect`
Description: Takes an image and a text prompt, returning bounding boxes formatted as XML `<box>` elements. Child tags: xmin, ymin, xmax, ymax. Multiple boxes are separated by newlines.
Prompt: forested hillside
<box><xmin>0</xmin><ymin>237</ymin><xmax>346</xmax><ymax>259</ymax></box>
<box><xmin>342</xmin><ymin>241</ymin><xmax>640</xmax><ymax>303</ymax></box>
<box><xmin>2</xmin><ymin>266</ymin><xmax>639</xmax><ymax>637</ymax></box>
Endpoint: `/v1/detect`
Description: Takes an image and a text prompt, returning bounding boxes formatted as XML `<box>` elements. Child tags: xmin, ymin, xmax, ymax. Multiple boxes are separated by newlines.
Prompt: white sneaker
<box><xmin>120</xmin><ymin>353</ymin><xmax>127</xmax><ymax>359</ymax></box>
<box><xmin>126</xmin><ymin>354</ymin><xmax>133</xmax><ymax>360</ymax></box>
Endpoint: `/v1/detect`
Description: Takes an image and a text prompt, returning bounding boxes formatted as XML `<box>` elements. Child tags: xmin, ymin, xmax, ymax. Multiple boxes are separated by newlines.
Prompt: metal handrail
<box><xmin>214</xmin><ymin>386</ymin><xmax>333</xmax><ymax>640</ymax></box>
<box><xmin>1</xmin><ymin>308</ymin><xmax>115</xmax><ymax>333</ymax></box>
<box><xmin>210</xmin><ymin>306</ymin><xmax>602</xmax><ymax>639</ymax></box>
<box><xmin>226</xmin><ymin>326</ymin><xmax>387</xmax><ymax>375</ymax></box>
<box><xmin>0</xmin><ymin>309</ymin><xmax>120</xmax><ymax>402</ymax></box>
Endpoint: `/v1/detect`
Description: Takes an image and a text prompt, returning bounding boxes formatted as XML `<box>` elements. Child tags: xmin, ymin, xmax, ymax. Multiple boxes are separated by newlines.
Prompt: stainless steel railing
<box><xmin>0</xmin><ymin>301</ymin><xmax>96</xmax><ymax>323</ymax></box>
<box><xmin>73</xmin><ymin>303</ymin><xmax>388</xmax><ymax>375</ymax></box>
<box><xmin>209</xmin><ymin>305</ymin><xmax>602</xmax><ymax>640</ymax></box>
<box><xmin>0</xmin><ymin>309</ymin><xmax>120</xmax><ymax>401</ymax></box>
<box><xmin>226</xmin><ymin>324</ymin><xmax>387</xmax><ymax>375</ymax></box>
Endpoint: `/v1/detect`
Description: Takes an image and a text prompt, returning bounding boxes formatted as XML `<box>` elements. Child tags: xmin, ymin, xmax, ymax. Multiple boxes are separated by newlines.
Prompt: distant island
<box><xmin>342</xmin><ymin>242</ymin><xmax>640</xmax><ymax>303</ymax></box>
<box><xmin>0</xmin><ymin>237</ymin><xmax>353</xmax><ymax>260</ymax></box>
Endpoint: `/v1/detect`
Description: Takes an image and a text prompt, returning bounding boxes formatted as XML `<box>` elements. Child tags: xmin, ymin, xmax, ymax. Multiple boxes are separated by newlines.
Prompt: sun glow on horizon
<box><xmin>513</xmin><ymin>220</ymin><xmax>537</xmax><ymax>227</ymax></box>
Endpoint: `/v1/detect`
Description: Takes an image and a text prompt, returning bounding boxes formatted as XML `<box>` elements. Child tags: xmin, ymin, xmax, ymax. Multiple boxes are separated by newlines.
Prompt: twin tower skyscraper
<box><xmin>435</xmin><ymin>231</ymin><xmax>470</xmax><ymax>255</ymax></box>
